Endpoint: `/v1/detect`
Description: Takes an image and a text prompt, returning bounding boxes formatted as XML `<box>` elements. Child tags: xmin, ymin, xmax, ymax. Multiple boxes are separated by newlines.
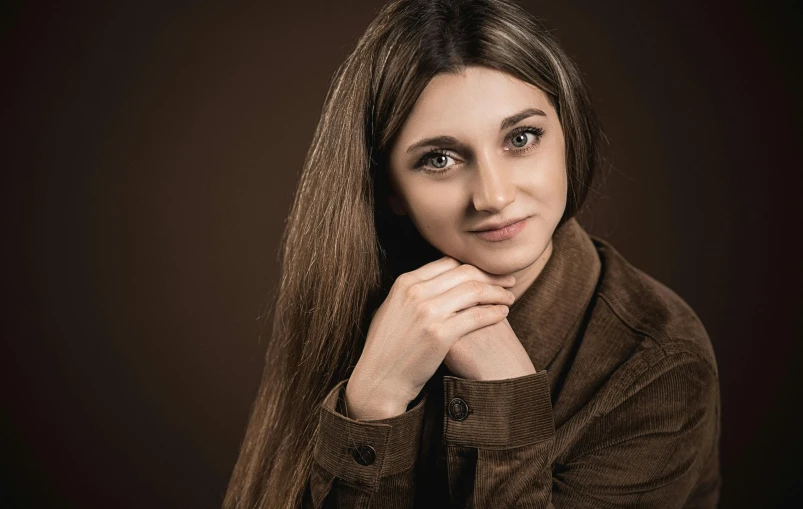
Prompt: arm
<box><xmin>441</xmin><ymin>370</ymin><xmax>555</xmax><ymax>508</ymax></box>
<box><xmin>304</xmin><ymin>379</ymin><xmax>428</xmax><ymax>509</ymax></box>
<box><xmin>442</xmin><ymin>350</ymin><xmax>720</xmax><ymax>508</ymax></box>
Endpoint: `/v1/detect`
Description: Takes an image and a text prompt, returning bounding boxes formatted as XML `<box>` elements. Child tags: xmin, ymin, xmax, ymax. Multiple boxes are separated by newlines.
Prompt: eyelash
<box><xmin>414</xmin><ymin>126</ymin><xmax>546</xmax><ymax>174</ymax></box>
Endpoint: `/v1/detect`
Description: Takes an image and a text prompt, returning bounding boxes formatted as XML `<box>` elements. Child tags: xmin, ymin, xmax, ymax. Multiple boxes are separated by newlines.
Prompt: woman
<box><xmin>224</xmin><ymin>0</ymin><xmax>721</xmax><ymax>507</ymax></box>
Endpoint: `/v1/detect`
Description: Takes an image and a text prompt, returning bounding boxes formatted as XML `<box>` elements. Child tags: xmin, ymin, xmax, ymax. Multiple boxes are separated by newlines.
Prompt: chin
<box><xmin>461</xmin><ymin>247</ymin><xmax>543</xmax><ymax>276</ymax></box>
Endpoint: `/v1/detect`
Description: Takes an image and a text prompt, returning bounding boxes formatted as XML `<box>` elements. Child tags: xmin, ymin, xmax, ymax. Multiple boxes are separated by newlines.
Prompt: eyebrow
<box><xmin>500</xmin><ymin>107</ymin><xmax>547</xmax><ymax>130</ymax></box>
<box><xmin>405</xmin><ymin>107</ymin><xmax>547</xmax><ymax>153</ymax></box>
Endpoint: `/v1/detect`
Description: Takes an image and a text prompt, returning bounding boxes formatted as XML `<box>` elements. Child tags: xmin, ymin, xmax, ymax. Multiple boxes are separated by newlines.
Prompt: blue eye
<box><xmin>431</xmin><ymin>154</ymin><xmax>449</xmax><ymax>168</ymax></box>
<box><xmin>506</xmin><ymin>126</ymin><xmax>545</xmax><ymax>151</ymax></box>
<box><xmin>413</xmin><ymin>126</ymin><xmax>544</xmax><ymax>175</ymax></box>
<box><xmin>511</xmin><ymin>132</ymin><xmax>529</xmax><ymax>147</ymax></box>
<box><xmin>415</xmin><ymin>149</ymin><xmax>457</xmax><ymax>173</ymax></box>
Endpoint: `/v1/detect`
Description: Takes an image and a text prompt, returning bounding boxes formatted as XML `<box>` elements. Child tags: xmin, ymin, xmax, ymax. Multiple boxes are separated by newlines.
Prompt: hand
<box><xmin>444</xmin><ymin>317</ymin><xmax>536</xmax><ymax>381</ymax></box>
<box><xmin>345</xmin><ymin>257</ymin><xmax>516</xmax><ymax>420</ymax></box>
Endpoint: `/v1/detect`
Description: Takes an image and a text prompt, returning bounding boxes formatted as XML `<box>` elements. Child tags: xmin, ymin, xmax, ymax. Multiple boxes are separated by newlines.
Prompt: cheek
<box><xmin>525</xmin><ymin>144</ymin><xmax>568</xmax><ymax>205</ymax></box>
<box><xmin>541</xmin><ymin>163</ymin><xmax>568</xmax><ymax>202</ymax></box>
<box><xmin>405</xmin><ymin>185</ymin><xmax>463</xmax><ymax>231</ymax></box>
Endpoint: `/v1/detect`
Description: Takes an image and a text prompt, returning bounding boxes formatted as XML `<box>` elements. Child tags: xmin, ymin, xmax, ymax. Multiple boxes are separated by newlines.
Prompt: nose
<box><xmin>471</xmin><ymin>152</ymin><xmax>516</xmax><ymax>213</ymax></box>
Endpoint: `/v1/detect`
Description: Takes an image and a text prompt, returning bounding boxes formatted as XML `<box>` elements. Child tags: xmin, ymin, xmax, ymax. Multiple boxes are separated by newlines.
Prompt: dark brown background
<box><xmin>2</xmin><ymin>1</ymin><xmax>801</xmax><ymax>508</ymax></box>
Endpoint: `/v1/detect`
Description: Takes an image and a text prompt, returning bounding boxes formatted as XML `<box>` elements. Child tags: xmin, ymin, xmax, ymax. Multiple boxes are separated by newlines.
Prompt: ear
<box><xmin>387</xmin><ymin>192</ymin><xmax>408</xmax><ymax>216</ymax></box>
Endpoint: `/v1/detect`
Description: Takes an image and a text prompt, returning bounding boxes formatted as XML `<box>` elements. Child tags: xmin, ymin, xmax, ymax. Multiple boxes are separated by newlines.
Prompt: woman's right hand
<box><xmin>344</xmin><ymin>256</ymin><xmax>516</xmax><ymax>420</ymax></box>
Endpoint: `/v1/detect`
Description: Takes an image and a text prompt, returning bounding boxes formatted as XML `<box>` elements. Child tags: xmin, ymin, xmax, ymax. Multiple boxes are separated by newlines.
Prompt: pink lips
<box><xmin>472</xmin><ymin>217</ymin><xmax>528</xmax><ymax>242</ymax></box>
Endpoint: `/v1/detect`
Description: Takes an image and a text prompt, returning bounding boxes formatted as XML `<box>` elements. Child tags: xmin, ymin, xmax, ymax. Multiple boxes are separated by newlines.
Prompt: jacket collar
<box><xmin>507</xmin><ymin>217</ymin><xmax>601</xmax><ymax>371</ymax></box>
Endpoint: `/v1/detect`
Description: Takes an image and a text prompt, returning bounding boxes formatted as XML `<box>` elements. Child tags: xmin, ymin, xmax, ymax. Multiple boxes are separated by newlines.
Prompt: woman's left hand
<box><xmin>444</xmin><ymin>316</ymin><xmax>537</xmax><ymax>380</ymax></box>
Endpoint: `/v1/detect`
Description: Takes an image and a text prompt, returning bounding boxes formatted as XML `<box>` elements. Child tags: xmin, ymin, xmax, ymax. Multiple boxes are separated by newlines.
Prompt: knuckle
<box><xmin>404</xmin><ymin>282</ymin><xmax>423</xmax><ymax>301</ymax></box>
<box><xmin>465</xmin><ymin>280</ymin><xmax>484</xmax><ymax>295</ymax></box>
<box><xmin>459</xmin><ymin>264</ymin><xmax>476</xmax><ymax>277</ymax></box>
<box><xmin>395</xmin><ymin>273</ymin><xmax>413</xmax><ymax>288</ymax></box>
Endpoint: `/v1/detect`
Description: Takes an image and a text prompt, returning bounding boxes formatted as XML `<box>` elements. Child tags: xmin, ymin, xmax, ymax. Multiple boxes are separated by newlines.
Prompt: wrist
<box><xmin>345</xmin><ymin>378</ymin><xmax>410</xmax><ymax>420</ymax></box>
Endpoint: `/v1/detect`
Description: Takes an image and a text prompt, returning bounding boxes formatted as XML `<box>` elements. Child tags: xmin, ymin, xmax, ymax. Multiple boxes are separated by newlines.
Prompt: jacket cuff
<box><xmin>313</xmin><ymin>379</ymin><xmax>427</xmax><ymax>490</ymax></box>
<box><xmin>442</xmin><ymin>370</ymin><xmax>554</xmax><ymax>449</ymax></box>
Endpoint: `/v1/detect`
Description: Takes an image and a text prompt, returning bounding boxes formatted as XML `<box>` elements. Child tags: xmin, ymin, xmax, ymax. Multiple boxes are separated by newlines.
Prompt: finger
<box><xmin>429</xmin><ymin>280</ymin><xmax>515</xmax><ymax>316</ymax></box>
<box><xmin>442</xmin><ymin>304</ymin><xmax>509</xmax><ymax>340</ymax></box>
<box><xmin>400</xmin><ymin>256</ymin><xmax>462</xmax><ymax>284</ymax></box>
<box><xmin>416</xmin><ymin>263</ymin><xmax>516</xmax><ymax>299</ymax></box>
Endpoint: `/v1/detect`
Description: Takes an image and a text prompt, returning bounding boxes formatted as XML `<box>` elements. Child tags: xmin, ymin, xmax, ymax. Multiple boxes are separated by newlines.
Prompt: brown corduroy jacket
<box><xmin>303</xmin><ymin>217</ymin><xmax>721</xmax><ymax>508</ymax></box>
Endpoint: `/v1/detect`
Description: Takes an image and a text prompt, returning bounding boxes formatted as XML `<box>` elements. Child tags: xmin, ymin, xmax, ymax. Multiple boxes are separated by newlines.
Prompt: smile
<box><xmin>471</xmin><ymin>217</ymin><xmax>529</xmax><ymax>242</ymax></box>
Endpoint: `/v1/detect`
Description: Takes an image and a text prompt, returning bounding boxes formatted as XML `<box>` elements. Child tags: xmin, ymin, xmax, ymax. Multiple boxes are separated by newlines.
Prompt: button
<box><xmin>448</xmin><ymin>397</ymin><xmax>469</xmax><ymax>421</ymax></box>
<box><xmin>352</xmin><ymin>444</ymin><xmax>376</xmax><ymax>466</ymax></box>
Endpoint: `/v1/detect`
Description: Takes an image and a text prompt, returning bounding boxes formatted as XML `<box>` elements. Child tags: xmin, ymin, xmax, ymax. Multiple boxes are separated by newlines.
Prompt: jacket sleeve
<box><xmin>303</xmin><ymin>379</ymin><xmax>428</xmax><ymax>509</ymax></box>
<box><xmin>442</xmin><ymin>349</ymin><xmax>720</xmax><ymax>508</ymax></box>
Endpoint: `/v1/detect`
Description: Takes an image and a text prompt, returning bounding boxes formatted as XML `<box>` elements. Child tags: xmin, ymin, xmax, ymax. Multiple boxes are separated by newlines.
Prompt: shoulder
<box><xmin>588</xmin><ymin>234</ymin><xmax>718</xmax><ymax>379</ymax></box>
<box><xmin>572</xmin><ymin>235</ymin><xmax>720</xmax><ymax>463</ymax></box>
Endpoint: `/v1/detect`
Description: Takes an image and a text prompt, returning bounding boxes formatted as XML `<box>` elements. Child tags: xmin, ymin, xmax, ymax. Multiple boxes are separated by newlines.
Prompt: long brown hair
<box><xmin>223</xmin><ymin>1</ymin><xmax>606</xmax><ymax>507</ymax></box>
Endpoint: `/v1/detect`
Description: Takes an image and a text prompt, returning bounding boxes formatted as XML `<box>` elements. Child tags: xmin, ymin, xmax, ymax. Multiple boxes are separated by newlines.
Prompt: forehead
<box><xmin>397</xmin><ymin>66</ymin><xmax>552</xmax><ymax>139</ymax></box>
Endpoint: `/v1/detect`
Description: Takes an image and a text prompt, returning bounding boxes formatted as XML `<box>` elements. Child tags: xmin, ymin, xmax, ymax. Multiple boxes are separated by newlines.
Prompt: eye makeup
<box><xmin>413</xmin><ymin>125</ymin><xmax>546</xmax><ymax>174</ymax></box>
<box><xmin>502</xmin><ymin>126</ymin><xmax>545</xmax><ymax>155</ymax></box>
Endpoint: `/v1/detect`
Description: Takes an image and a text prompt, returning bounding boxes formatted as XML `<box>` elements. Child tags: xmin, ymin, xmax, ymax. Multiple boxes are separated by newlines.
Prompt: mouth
<box><xmin>471</xmin><ymin>216</ymin><xmax>529</xmax><ymax>232</ymax></box>
<box><xmin>470</xmin><ymin>216</ymin><xmax>530</xmax><ymax>242</ymax></box>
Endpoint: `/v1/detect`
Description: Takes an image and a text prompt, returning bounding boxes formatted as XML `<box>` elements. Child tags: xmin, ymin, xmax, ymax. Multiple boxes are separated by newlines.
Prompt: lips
<box><xmin>471</xmin><ymin>216</ymin><xmax>529</xmax><ymax>232</ymax></box>
<box><xmin>471</xmin><ymin>216</ymin><xmax>529</xmax><ymax>242</ymax></box>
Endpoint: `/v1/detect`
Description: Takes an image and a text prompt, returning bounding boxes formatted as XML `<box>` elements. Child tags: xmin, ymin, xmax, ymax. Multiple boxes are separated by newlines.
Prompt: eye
<box><xmin>415</xmin><ymin>149</ymin><xmax>459</xmax><ymax>174</ymax></box>
<box><xmin>505</xmin><ymin>126</ymin><xmax>545</xmax><ymax>152</ymax></box>
<box><xmin>511</xmin><ymin>132</ymin><xmax>529</xmax><ymax>148</ymax></box>
<box><xmin>430</xmin><ymin>153</ymin><xmax>450</xmax><ymax>169</ymax></box>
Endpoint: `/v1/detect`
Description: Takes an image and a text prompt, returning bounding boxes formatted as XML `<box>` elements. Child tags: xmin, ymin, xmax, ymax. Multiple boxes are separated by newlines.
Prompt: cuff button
<box><xmin>448</xmin><ymin>398</ymin><xmax>469</xmax><ymax>421</ymax></box>
<box><xmin>352</xmin><ymin>444</ymin><xmax>376</xmax><ymax>466</ymax></box>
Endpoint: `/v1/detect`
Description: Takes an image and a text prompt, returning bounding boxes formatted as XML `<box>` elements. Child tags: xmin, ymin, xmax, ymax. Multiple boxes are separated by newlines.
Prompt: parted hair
<box><xmin>223</xmin><ymin>0</ymin><xmax>606</xmax><ymax>507</ymax></box>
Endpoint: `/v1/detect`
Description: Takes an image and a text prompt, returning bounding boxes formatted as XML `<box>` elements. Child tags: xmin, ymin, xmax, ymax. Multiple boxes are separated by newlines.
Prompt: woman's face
<box><xmin>387</xmin><ymin>66</ymin><xmax>567</xmax><ymax>283</ymax></box>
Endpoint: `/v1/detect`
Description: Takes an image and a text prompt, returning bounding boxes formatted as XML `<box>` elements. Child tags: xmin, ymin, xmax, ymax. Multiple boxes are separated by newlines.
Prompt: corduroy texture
<box><xmin>303</xmin><ymin>217</ymin><xmax>721</xmax><ymax>508</ymax></box>
<box><xmin>442</xmin><ymin>372</ymin><xmax>554</xmax><ymax>449</ymax></box>
<box><xmin>313</xmin><ymin>379</ymin><xmax>428</xmax><ymax>487</ymax></box>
